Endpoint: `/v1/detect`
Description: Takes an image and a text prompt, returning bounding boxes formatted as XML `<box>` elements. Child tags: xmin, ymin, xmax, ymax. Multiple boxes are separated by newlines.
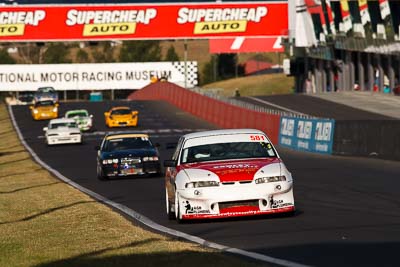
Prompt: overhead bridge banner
<box><xmin>0</xmin><ymin>61</ymin><xmax>198</xmax><ymax>91</ymax></box>
<box><xmin>0</xmin><ymin>2</ymin><xmax>288</xmax><ymax>41</ymax></box>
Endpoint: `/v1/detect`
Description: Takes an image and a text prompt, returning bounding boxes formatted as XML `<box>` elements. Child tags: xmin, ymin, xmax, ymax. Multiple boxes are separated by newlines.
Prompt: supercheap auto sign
<box><xmin>0</xmin><ymin>2</ymin><xmax>288</xmax><ymax>41</ymax></box>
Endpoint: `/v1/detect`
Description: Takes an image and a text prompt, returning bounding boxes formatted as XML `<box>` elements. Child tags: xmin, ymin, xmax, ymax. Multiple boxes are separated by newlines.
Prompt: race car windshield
<box><xmin>35</xmin><ymin>100</ymin><xmax>55</xmax><ymax>107</ymax></box>
<box><xmin>181</xmin><ymin>142</ymin><xmax>277</xmax><ymax>164</ymax></box>
<box><xmin>49</xmin><ymin>122</ymin><xmax>78</xmax><ymax>129</ymax></box>
<box><xmin>103</xmin><ymin>137</ymin><xmax>153</xmax><ymax>152</ymax></box>
<box><xmin>38</xmin><ymin>87</ymin><xmax>55</xmax><ymax>93</ymax></box>
<box><xmin>67</xmin><ymin>111</ymin><xmax>88</xmax><ymax>118</ymax></box>
<box><xmin>111</xmin><ymin>109</ymin><xmax>131</xmax><ymax>115</ymax></box>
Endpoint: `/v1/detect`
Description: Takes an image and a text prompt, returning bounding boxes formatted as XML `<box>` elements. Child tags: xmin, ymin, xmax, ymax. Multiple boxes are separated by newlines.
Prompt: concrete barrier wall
<box><xmin>129</xmin><ymin>82</ymin><xmax>281</xmax><ymax>144</ymax></box>
<box><xmin>333</xmin><ymin>120</ymin><xmax>400</xmax><ymax>161</ymax></box>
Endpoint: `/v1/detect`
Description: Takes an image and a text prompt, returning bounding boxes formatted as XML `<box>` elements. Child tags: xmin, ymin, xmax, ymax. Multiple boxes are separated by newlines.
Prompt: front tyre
<box><xmin>175</xmin><ymin>192</ymin><xmax>183</xmax><ymax>223</ymax></box>
<box><xmin>97</xmin><ymin>165</ymin><xmax>108</xmax><ymax>181</ymax></box>
<box><xmin>166</xmin><ymin>188</ymin><xmax>175</xmax><ymax>220</ymax></box>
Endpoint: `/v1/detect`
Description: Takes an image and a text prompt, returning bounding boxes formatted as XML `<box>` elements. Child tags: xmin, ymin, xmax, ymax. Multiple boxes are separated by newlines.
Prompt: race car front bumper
<box><xmin>102</xmin><ymin>161</ymin><xmax>160</xmax><ymax>177</ymax></box>
<box><xmin>47</xmin><ymin>135</ymin><xmax>81</xmax><ymax>145</ymax></box>
<box><xmin>107</xmin><ymin>118</ymin><xmax>138</xmax><ymax>127</ymax></box>
<box><xmin>177</xmin><ymin>181</ymin><xmax>295</xmax><ymax>220</ymax></box>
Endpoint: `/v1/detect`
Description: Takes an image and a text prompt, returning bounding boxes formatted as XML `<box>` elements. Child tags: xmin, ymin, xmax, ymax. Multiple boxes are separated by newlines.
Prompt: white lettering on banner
<box><xmin>315</xmin><ymin>142</ymin><xmax>328</xmax><ymax>152</ymax></box>
<box><xmin>297</xmin><ymin>120</ymin><xmax>312</xmax><ymax>139</ymax></box>
<box><xmin>281</xmin><ymin>118</ymin><xmax>294</xmax><ymax>136</ymax></box>
<box><xmin>125</xmin><ymin>70</ymin><xmax>171</xmax><ymax>80</ymax></box>
<box><xmin>0</xmin><ymin>11</ymin><xmax>46</xmax><ymax>26</ymax></box>
<box><xmin>297</xmin><ymin>140</ymin><xmax>309</xmax><ymax>149</ymax></box>
<box><xmin>280</xmin><ymin>137</ymin><xmax>292</xmax><ymax>146</ymax></box>
<box><xmin>315</xmin><ymin>122</ymin><xmax>332</xmax><ymax>141</ymax></box>
<box><xmin>177</xmin><ymin>7</ymin><xmax>267</xmax><ymax>24</ymax></box>
<box><xmin>0</xmin><ymin>62</ymin><xmax>198</xmax><ymax>91</ymax></box>
<box><xmin>66</xmin><ymin>9</ymin><xmax>157</xmax><ymax>25</ymax></box>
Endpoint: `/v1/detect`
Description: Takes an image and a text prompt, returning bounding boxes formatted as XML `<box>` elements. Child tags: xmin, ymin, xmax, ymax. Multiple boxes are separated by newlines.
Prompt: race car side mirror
<box><xmin>164</xmin><ymin>160</ymin><xmax>176</xmax><ymax>167</ymax></box>
<box><xmin>43</xmin><ymin>127</ymin><xmax>48</xmax><ymax>132</ymax></box>
<box><xmin>29</xmin><ymin>106</ymin><xmax>33</xmax><ymax>110</ymax></box>
<box><xmin>90</xmin><ymin>115</ymin><xmax>93</xmax><ymax>118</ymax></box>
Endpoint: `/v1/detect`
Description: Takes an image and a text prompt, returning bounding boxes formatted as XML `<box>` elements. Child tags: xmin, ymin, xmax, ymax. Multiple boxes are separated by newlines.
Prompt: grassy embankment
<box><xmin>0</xmin><ymin>103</ymin><xmax>267</xmax><ymax>267</ymax></box>
<box><xmin>202</xmin><ymin>73</ymin><xmax>295</xmax><ymax>97</ymax></box>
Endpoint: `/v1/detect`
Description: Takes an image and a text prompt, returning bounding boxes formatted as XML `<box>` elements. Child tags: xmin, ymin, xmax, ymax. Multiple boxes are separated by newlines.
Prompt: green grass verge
<box><xmin>0</xmin><ymin>103</ymin><xmax>269</xmax><ymax>267</ymax></box>
<box><xmin>202</xmin><ymin>73</ymin><xmax>295</xmax><ymax>97</ymax></box>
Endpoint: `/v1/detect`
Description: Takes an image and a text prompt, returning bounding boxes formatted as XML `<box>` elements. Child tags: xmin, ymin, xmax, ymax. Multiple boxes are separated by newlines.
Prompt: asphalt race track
<box><xmin>239</xmin><ymin>95</ymin><xmax>394</xmax><ymax>120</ymax></box>
<box><xmin>11</xmin><ymin>100</ymin><xmax>400</xmax><ymax>267</ymax></box>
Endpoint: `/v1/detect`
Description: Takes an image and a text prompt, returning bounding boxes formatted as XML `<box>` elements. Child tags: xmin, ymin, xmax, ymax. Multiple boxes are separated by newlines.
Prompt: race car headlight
<box><xmin>33</xmin><ymin>109</ymin><xmax>39</xmax><ymax>114</ymax></box>
<box><xmin>185</xmin><ymin>181</ymin><xmax>219</xmax><ymax>188</ymax></box>
<box><xmin>52</xmin><ymin>107</ymin><xmax>58</xmax><ymax>112</ymax></box>
<box><xmin>143</xmin><ymin>156</ymin><xmax>159</xmax><ymax>162</ymax></box>
<box><xmin>102</xmin><ymin>159</ymin><xmax>119</xmax><ymax>165</ymax></box>
<box><xmin>255</xmin><ymin>176</ymin><xmax>286</xmax><ymax>184</ymax></box>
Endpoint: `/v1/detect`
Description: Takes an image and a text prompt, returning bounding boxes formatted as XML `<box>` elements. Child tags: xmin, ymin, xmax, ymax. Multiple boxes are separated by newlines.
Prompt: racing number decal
<box><xmin>250</xmin><ymin>135</ymin><xmax>265</xmax><ymax>141</ymax></box>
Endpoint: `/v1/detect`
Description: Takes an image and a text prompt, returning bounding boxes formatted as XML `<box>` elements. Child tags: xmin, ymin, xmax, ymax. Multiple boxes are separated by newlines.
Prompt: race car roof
<box><xmin>110</xmin><ymin>106</ymin><xmax>131</xmax><ymax>110</ymax></box>
<box><xmin>48</xmin><ymin>118</ymin><xmax>76</xmax><ymax>124</ymax></box>
<box><xmin>182</xmin><ymin>129</ymin><xmax>271</xmax><ymax>148</ymax></box>
<box><xmin>105</xmin><ymin>133</ymin><xmax>149</xmax><ymax>140</ymax></box>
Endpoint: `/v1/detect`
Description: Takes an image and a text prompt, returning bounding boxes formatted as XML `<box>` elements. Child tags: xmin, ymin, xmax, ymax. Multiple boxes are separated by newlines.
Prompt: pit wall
<box><xmin>128</xmin><ymin>82</ymin><xmax>281</xmax><ymax>144</ymax></box>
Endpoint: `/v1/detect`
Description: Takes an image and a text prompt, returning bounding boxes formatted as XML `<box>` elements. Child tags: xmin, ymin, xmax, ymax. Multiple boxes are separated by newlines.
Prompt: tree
<box><xmin>217</xmin><ymin>53</ymin><xmax>237</xmax><ymax>79</ymax></box>
<box><xmin>119</xmin><ymin>40</ymin><xmax>162</xmax><ymax>62</ymax></box>
<box><xmin>200</xmin><ymin>55</ymin><xmax>218</xmax><ymax>85</ymax></box>
<box><xmin>42</xmin><ymin>43</ymin><xmax>71</xmax><ymax>63</ymax></box>
<box><xmin>0</xmin><ymin>49</ymin><xmax>16</xmax><ymax>64</ymax></box>
<box><xmin>91</xmin><ymin>42</ymin><xmax>114</xmax><ymax>63</ymax></box>
<box><xmin>17</xmin><ymin>44</ymin><xmax>41</xmax><ymax>64</ymax></box>
<box><xmin>164</xmin><ymin>45</ymin><xmax>179</xmax><ymax>61</ymax></box>
<box><xmin>76</xmin><ymin>49</ymin><xmax>89</xmax><ymax>63</ymax></box>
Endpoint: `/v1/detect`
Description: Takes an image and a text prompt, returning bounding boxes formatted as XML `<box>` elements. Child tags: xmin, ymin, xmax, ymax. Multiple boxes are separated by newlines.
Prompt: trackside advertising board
<box><xmin>279</xmin><ymin>116</ymin><xmax>335</xmax><ymax>154</ymax></box>
<box><xmin>0</xmin><ymin>2</ymin><xmax>288</xmax><ymax>41</ymax></box>
<box><xmin>0</xmin><ymin>62</ymin><xmax>198</xmax><ymax>90</ymax></box>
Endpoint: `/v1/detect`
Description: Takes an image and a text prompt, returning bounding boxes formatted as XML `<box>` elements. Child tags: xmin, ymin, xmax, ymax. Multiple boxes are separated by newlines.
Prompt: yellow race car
<box><xmin>104</xmin><ymin>106</ymin><xmax>139</xmax><ymax>128</ymax></box>
<box><xmin>30</xmin><ymin>100</ymin><xmax>59</xmax><ymax>120</ymax></box>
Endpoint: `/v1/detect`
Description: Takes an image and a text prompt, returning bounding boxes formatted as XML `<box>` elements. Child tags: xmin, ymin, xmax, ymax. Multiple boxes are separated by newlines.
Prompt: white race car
<box><xmin>164</xmin><ymin>129</ymin><xmax>295</xmax><ymax>222</ymax></box>
<box><xmin>43</xmin><ymin>118</ymin><xmax>82</xmax><ymax>146</ymax></box>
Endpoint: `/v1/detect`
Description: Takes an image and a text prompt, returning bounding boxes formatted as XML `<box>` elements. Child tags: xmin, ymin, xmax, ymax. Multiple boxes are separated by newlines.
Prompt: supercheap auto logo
<box><xmin>0</xmin><ymin>10</ymin><xmax>45</xmax><ymax>36</ymax></box>
<box><xmin>177</xmin><ymin>6</ymin><xmax>267</xmax><ymax>34</ymax></box>
<box><xmin>65</xmin><ymin>9</ymin><xmax>157</xmax><ymax>36</ymax></box>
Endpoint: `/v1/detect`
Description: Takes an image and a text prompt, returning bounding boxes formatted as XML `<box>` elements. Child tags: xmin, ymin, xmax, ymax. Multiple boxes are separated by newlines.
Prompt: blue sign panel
<box><xmin>279</xmin><ymin>116</ymin><xmax>335</xmax><ymax>154</ymax></box>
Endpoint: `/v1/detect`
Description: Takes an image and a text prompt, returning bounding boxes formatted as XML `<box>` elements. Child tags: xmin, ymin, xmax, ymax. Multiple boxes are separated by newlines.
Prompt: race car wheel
<box><xmin>166</xmin><ymin>189</ymin><xmax>175</xmax><ymax>220</ymax></box>
<box><xmin>175</xmin><ymin>192</ymin><xmax>183</xmax><ymax>223</ymax></box>
<box><xmin>97</xmin><ymin>166</ymin><xmax>108</xmax><ymax>181</ymax></box>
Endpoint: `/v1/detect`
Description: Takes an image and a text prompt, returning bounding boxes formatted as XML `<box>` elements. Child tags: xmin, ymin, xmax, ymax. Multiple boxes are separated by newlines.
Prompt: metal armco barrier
<box><xmin>279</xmin><ymin>116</ymin><xmax>335</xmax><ymax>154</ymax></box>
<box><xmin>333</xmin><ymin>120</ymin><xmax>400</xmax><ymax>161</ymax></box>
<box><xmin>129</xmin><ymin>82</ymin><xmax>280</xmax><ymax>144</ymax></box>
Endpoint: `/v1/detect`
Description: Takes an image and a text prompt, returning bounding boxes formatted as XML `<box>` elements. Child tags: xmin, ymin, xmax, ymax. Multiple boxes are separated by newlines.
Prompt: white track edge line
<box><xmin>7</xmin><ymin>105</ymin><xmax>311</xmax><ymax>267</ymax></box>
<box><xmin>245</xmin><ymin>96</ymin><xmax>309</xmax><ymax>116</ymax></box>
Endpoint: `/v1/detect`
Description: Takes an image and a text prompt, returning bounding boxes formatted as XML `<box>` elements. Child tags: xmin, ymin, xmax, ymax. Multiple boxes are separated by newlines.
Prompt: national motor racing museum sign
<box><xmin>0</xmin><ymin>61</ymin><xmax>198</xmax><ymax>90</ymax></box>
<box><xmin>0</xmin><ymin>2</ymin><xmax>288</xmax><ymax>41</ymax></box>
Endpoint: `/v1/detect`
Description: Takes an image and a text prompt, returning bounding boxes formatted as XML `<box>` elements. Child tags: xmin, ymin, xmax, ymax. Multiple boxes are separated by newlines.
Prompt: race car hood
<box><xmin>182</xmin><ymin>158</ymin><xmax>282</xmax><ymax>182</ymax></box>
<box><xmin>110</xmin><ymin>114</ymin><xmax>134</xmax><ymax>120</ymax></box>
<box><xmin>36</xmin><ymin>106</ymin><xmax>56</xmax><ymax>113</ymax></box>
<box><xmin>101</xmin><ymin>149</ymin><xmax>157</xmax><ymax>159</ymax></box>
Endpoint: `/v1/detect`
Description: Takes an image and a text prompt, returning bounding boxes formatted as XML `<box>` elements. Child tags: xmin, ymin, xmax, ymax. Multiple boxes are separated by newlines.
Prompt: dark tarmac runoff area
<box><xmin>240</xmin><ymin>91</ymin><xmax>400</xmax><ymax>120</ymax></box>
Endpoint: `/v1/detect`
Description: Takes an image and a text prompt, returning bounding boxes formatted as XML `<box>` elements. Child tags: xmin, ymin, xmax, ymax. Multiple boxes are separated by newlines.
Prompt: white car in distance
<box><xmin>43</xmin><ymin>118</ymin><xmax>82</xmax><ymax>146</ymax></box>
